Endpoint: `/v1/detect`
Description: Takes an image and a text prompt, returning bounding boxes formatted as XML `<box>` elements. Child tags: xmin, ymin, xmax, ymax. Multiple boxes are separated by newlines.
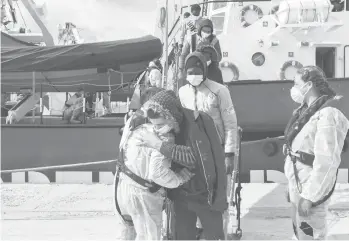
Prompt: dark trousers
<box><xmin>173</xmin><ymin>199</ymin><xmax>225</xmax><ymax>240</ymax></box>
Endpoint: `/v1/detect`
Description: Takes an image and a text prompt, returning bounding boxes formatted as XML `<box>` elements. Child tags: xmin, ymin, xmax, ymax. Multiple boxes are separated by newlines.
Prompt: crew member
<box><xmin>284</xmin><ymin>66</ymin><xmax>349</xmax><ymax>240</ymax></box>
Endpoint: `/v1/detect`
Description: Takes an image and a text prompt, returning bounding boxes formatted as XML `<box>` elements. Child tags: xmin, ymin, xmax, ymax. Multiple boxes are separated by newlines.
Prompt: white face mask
<box><xmin>154</xmin><ymin>124</ymin><xmax>173</xmax><ymax>134</ymax></box>
<box><xmin>187</xmin><ymin>75</ymin><xmax>203</xmax><ymax>86</ymax></box>
<box><xmin>290</xmin><ymin>83</ymin><xmax>311</xmax><ymax>104</ymax></box>
<box><xmin>290</xmin><ymin>87</ymin><xmax>304</xmax><ymax>104</ymax></box>
<box><xmin>201</xmin><ymin>32</ymin><xmax>211</xmax><ymax>39</ymax></box>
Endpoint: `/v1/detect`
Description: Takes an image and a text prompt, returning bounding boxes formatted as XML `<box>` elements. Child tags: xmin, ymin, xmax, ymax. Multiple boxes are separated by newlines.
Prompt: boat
<box><xmin>1</xmin><ymin>0</ymin><xmax>349</xmax><ymax>184</ymax></box>
<box><xmin>152</xmin><ymin>0</ymin><xmax>349</xmax><ymax>183</ymax></box>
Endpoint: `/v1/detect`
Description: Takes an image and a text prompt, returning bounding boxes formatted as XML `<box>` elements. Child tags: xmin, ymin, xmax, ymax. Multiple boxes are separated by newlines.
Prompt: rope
<box><xmin>15</xmin><ymin>1</ymin><xmax>27</xmax><ymax>28</ymax></box>
<box><xmin>0</xmin><ymin>159</ymin><xmax>117</xmax><ymax>174</ymax></box>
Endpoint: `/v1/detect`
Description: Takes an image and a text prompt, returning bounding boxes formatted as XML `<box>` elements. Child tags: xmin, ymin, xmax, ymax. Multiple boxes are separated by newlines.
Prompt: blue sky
<box><xmin>16</xmin><ymin>0</ymin><xmax>158</xmax><ymax>43</ymax></box>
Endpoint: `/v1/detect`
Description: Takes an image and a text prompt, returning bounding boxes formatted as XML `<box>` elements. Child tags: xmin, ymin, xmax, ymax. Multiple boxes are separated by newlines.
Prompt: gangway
<box><xmin>6</xmin><ymin>92</ymin><xmax>46</xmax><ymax>124</ymax></box>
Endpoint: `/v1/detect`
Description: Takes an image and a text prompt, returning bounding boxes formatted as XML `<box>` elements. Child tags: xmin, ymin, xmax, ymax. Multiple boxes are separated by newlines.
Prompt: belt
<box><xmin>118</xmin><ymin>163</ymin><xmax>161</xmax><ymax>193</ymax></box>
<box><xmin>282</xmin><ymin>144</ymin><xmax>337</xmax><ymax>207</ymax></box>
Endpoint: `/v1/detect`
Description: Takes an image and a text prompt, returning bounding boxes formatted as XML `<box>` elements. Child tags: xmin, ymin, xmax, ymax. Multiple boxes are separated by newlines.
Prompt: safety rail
<box><xmin>0</xmin><ymin>159</ymin><xmax>117</xmax><ymax>174</ymax></box>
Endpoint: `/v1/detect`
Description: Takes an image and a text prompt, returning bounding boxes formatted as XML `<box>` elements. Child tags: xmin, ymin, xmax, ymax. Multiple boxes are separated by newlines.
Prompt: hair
<box><xmin>191</xmin><ymin>4</ymin><xmax>201</xmax><ymax>12</ymax></box>
<box><xmin>296</xmin><ymin>66</ymin><xmax>336</xmax><ymax>97</ymax></box>
<box><xmin>183</xmin><ymin>12</ymin><xmax>191</xmax><ymax>18</ymax></box>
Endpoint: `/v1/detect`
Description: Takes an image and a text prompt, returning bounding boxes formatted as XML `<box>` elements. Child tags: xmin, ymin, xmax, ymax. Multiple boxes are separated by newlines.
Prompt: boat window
<box><xmin>211</xmin><ymin>12</ymin><xmax>225</xmax><ymax>35</ymax></box>
<box><xmin>212</xmin><ymin>1</ymin><xmax>228</xmax><ymax>10</ymax></box>
<box><xmin>330</xmin><ymin>0</ymin><xmax>345</xmax><ymax>11</ymax></box>
<box><xmin>316</xmin><ymin>47</ymin><xmax>336</xmax><ymax>78</ymax></box>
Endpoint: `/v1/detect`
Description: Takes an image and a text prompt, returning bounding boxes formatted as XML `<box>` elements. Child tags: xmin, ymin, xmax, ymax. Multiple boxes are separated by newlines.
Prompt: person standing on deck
<box><xmin>146</xmin><ymin>59</ymin><xmax>163</xmax><ymax>88</ymax></box>
<box><xmin>196</xmin><ymin>45</ymin><xmax>224</xmax><ymax>84</ymax></box>
<box><xmin>178</xmin><ymin>52</ymin><xmax>237</xmax><ymax>238</ymax></box>
<box><xmin>283</xmin><ymin>66</ymin><xmax>349</xmax><ymax>240</ymax></box>
<box><xmin>179</xmin><ymin>4</ymin><xmax>203</xmax><ymax>52</ymax></box>
<box><xmin>178</xmin><ymin>18</ymin><xmax>222</xmax><ymax>84</ymax></box>
<box><xmin>115</xmin><ymin>90</ymin><xmax>193</xmax><ymax>240</ymax></box>
<box><xmin>128</xmin><ymin>89</ymin><xmax>228</xmax><ymax>239</ymax></box>
<box><xmin>179</xmin><ymin>52</ymin><xmax>237</xmax><ymax>176</ymax></box>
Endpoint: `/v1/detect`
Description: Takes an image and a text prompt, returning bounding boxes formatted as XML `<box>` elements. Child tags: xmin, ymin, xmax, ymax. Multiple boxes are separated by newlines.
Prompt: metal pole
<box><xmin>83</xmin><ymin>85</ymin><xmax>86</xmax><ymax>124</ymax></box>
<box><xmin>40</xmin><ymin>83</ymin><xmax>43</xmax><ymax>124</ymax></box>
<box><xmin>162</xmin><ymin>0</ymin><xmax>169</xmax><ymax>89</ymax></box>
<box><xmin>32</xmin><ymin>72</ymin><xmax>36</xmax><ymax>123</ymax></box>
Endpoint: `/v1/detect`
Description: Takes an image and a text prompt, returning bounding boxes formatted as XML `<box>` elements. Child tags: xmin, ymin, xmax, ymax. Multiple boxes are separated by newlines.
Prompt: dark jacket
<box><xmin>128</xmin><ymin>108</ymin><xmax>227</xmax><ymax>212</ymax></box>
<box><xmin>208</xmin><ymin>62</ymin><xmax>224</xmax><ymax>84</ymax></box>
<box><xmin>166</xmin><ymin>109</ymin><xmax>228</xmax><ymax>212</ymax></box>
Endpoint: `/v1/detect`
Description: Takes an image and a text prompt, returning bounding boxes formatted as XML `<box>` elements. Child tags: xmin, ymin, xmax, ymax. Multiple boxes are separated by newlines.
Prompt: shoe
<box><xmin>196</xmin><ymin>228</ymin><xmax>204</xmax><ymax>240</ymax></box>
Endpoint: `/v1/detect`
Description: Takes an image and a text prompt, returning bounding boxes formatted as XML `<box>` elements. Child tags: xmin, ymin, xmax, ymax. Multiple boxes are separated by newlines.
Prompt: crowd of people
<box><xmin>112</xmin><ymin>4</ymin><xmax>349</xmax><ymax>240</ymax></box>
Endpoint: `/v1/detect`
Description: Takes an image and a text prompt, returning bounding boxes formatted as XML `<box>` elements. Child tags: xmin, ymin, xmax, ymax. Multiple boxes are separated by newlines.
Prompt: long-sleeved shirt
<box><xmin>284</xmin><ymin>106</ymin><xmax>349</xmax><ymax>202</ymax></box>
<box><xmin>179</xmin><ymin>79</ymin><xmax>238</xmax><ymax>154</ymax></box>
<box><xmin>121</xmin><ymin>123</ymin><xmax>185</xmax><ymax>189</ymax></box>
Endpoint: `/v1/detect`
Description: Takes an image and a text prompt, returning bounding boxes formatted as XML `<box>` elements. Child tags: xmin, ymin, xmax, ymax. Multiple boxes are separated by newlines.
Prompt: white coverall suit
<box><xmin>284</xmin><ymin>106</ymin><xmax>349</xmax><ymax>240</ymax></box>
<box><xmin>116</xmin><ymin>123</ymin><xmax>186</xmax><ymax>240</ymax></box>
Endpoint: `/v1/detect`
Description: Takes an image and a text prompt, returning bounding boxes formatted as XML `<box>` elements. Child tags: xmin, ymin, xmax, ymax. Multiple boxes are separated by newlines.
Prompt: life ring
<box><xmin>269</xmin><ymin>5</ymin><xmax>279</xmax><ymax>15</ymax></box>
<box><xmin>159</xmin><ymin>7</ymin><xmax>166</xmax><ymax>28</ymax></box>
<box><xmin>279</xmin><ymin>60</ymin><xmax>303</xmax><ymax>80</ymax></box>
<box><xmin>220</xmin><ymin>61</ymin><xmax>239</xmax><ymax>82</ymax></box>
<box><xmin>240</xmin><ymin>4</ymin><xmax>264</xmax><ymax>28</ymax></box>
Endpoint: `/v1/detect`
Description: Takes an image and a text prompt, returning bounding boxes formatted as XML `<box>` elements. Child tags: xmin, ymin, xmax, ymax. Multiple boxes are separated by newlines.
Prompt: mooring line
<box><xmin>0</xmin><ymin>159</ymin><xmax>117</xmax><ymax>174</ymax></box>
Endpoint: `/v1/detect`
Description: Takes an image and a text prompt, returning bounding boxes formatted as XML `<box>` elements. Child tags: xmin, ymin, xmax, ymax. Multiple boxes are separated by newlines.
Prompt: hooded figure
<box><xmin>284</xmin><ymin>66</ymin><xmax>349</xmax><ymax>240</ymax></box>
<box><xmin>178</xmin><ymin>18</ymin><xmax>222</xmax><ymax>78</ymax></box>
<box><xmin>197</xmin><ymin>45</ymin><xmax>224</xmax><ymax>84</ymax></box>
<box><xmin>178</xmin><ymin>52</ymin><xmax>238</xmax><ymax>239</ymax></box>
<box><xmin>115</xmin><ymin>90</ymin><xmax>193</xmax><ymax>240</ymax></box>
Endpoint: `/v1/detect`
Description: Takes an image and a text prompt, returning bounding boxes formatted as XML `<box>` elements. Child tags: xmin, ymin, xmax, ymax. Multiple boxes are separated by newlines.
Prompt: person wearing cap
<box><xmin>115</xmin><ymin>90</ymin><xmax>193</xmax><ymax>240</ymax></box>
<box><xmin>284</xmin><ymin>66</ymin><xmax>349</xmax><ymax>240</ymax></box>
<box><xmin>178</xmin><ymin>18</ymin><xmax>222</xmax><ymax>81</ymax></box>
<box><xmin>179</xmin><ymin>4</ymin><xmax>203</xmax><ymax>51</ymax></box>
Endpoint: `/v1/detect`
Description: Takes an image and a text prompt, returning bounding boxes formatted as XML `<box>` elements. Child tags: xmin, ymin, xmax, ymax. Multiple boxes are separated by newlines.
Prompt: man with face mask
<box><xmin>179</xmin><ymin>52</ymin><xmax>237</xmax><ymax>239</ymax></box>
<box><xmin>178</xmin><ymin>18</ymin><xmax>222</xmax><ymax>82</ymax></box>
<box><xmin>179</xmin><ymin>52</ymin><xmax>237</xmax><ymax>172</ymax></box>
<box><xmin>179</xmin><ymin>4</ymin><xmax>203</xmax><ymax>51</ymax></box>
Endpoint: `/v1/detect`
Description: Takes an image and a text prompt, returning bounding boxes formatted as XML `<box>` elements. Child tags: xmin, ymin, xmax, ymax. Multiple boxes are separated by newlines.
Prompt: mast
<box><xmin>162</xmin><ymin>0</ymin><xmax>169</xmax><ymax>89</ymax></box>
<box><xmin>21</xmin><ymin>0</ymin><xmax>54</xmax><ymax>46</ymax></box>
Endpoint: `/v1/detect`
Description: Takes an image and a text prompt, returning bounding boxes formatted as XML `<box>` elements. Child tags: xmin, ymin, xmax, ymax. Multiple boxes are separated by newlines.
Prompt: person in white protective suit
<box><xmin>283</xmin><ymin>66</ymin><xmax>349</xmax><ymax>240</ymax></box>
<box><xmin>115</xmin><ymin>90</ymin><xmax>193</xmax><ymax>240</ymax></box>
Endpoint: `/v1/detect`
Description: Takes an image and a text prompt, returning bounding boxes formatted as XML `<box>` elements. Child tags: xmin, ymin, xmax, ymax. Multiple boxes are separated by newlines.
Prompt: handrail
<box><xmin>168</xmin><ymin>16</ymin><xmax>181</xmax><ymax>38</ymax></box>
<box><xmin>180</xmin><ymin>0</ymin><xmax>271</xmax><ymax>13</ymax></box>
